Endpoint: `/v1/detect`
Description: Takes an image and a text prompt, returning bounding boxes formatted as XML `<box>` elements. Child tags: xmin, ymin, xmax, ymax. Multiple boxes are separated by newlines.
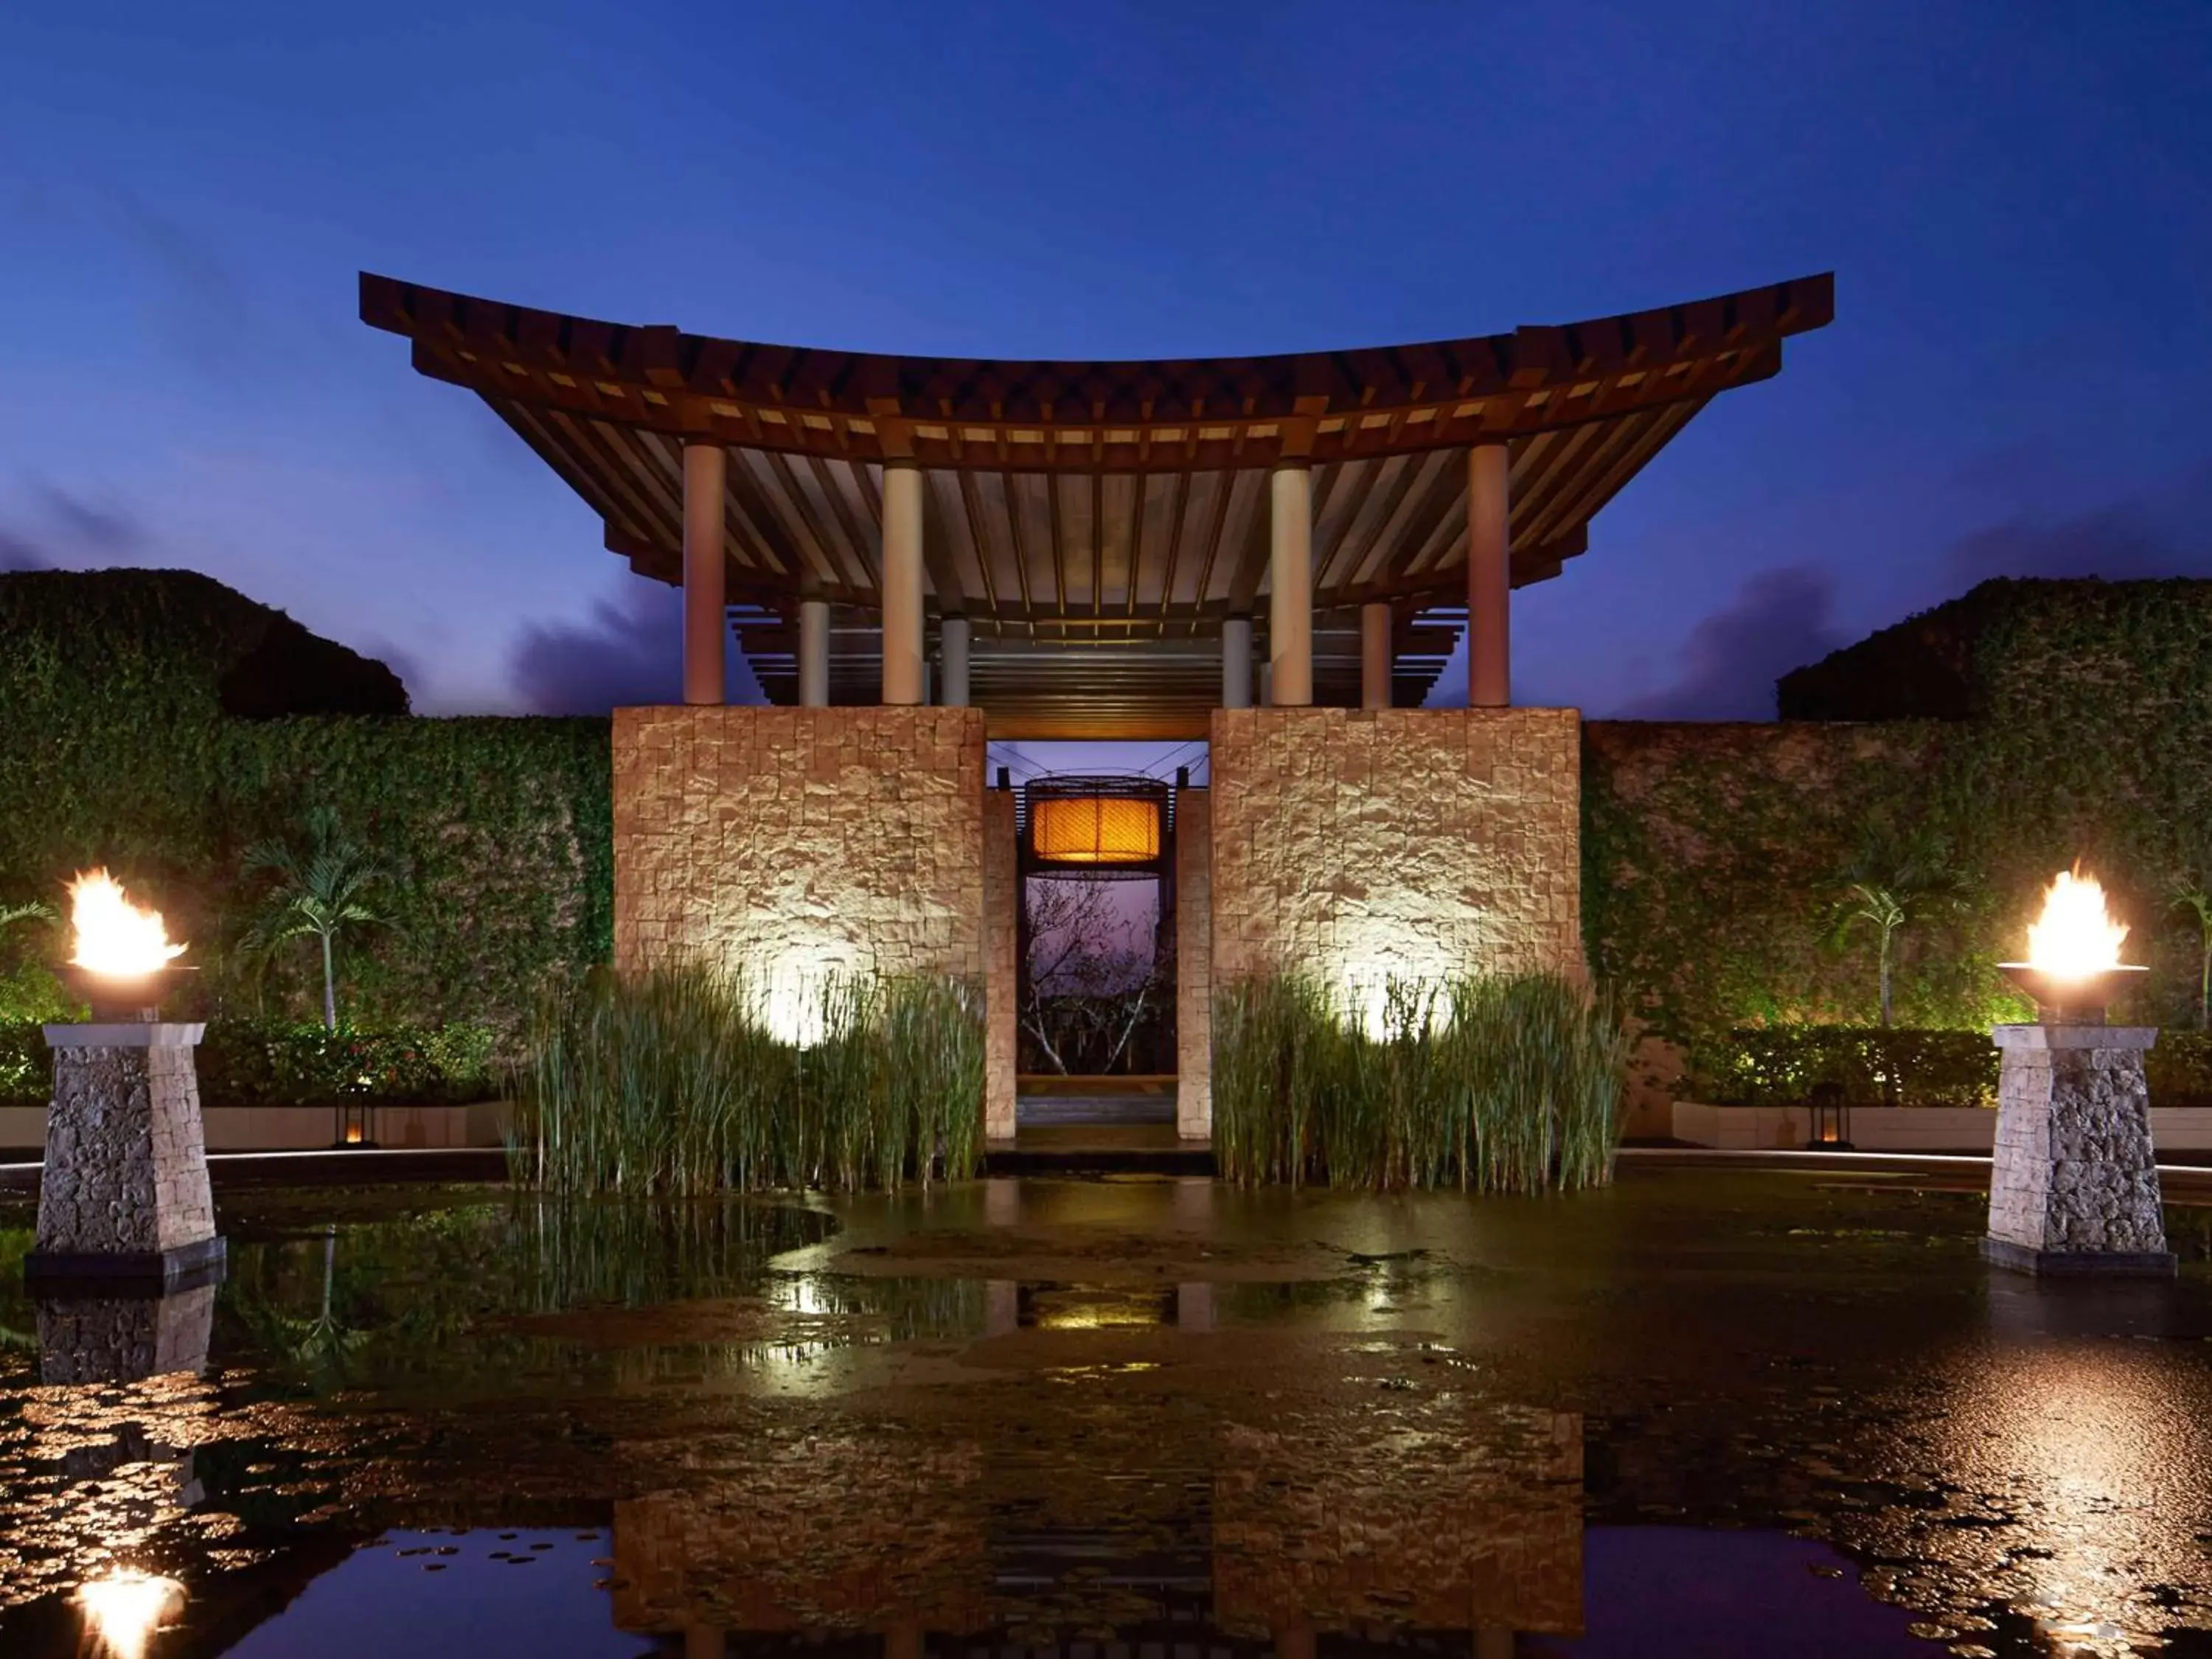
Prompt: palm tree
<box><xmin>1825</xmin><ymin>824</ymin><xmax>1960</xmax><ymax>1027</ymax></box>
<box><xmin>2171</xmin><ymin>875</ymin><xmax>2212</xmax><ymax>1031</ymax></box>
<box><xmin>243</xmin><ymin>807</ymin><xmax>387</xmax><ymax>1031</ymax></box>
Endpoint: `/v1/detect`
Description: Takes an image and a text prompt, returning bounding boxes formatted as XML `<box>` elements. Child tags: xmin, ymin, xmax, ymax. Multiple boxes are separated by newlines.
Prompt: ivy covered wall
<box><xmin>1588</xmin><ymin>579</ymin><xmax>2212</xmax><ymax>1061</ymax></box>
<box><xmin>0</xmin><ymin>570</ymin><xmax>610</xmax><ymax>1033</ymax></box>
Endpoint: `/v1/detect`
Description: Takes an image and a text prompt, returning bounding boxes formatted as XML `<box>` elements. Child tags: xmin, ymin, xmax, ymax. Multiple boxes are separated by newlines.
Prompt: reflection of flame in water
<box><xmin>67</xmin><ymin>869</ymin><xmax>187</xmax><ymax>976</ymax></box>
<box><xmin>2024</xmin><ymin>866</ymin><xmax>2128</xmax><ymax>978</ymax></box>
<box><xmin>76</xmin><ymin>1570</ymin><xmax>184</xmax><ymax>1659</ymax></box>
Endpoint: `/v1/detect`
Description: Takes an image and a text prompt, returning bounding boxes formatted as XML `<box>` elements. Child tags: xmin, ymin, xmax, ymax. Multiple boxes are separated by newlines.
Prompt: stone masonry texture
<box><xmin>1208</xmin><ymin>707</ymin><xmax>1583</xmax><ymax>990</ymax></box>
<box><xmin>983</xmin><ymin>789</ymin><xmax>1019</xmax><ymax>1141</ymax></box>
<box><xmin>35</xmin><ymin>1283</ymin><xmax>218</xmax><ymax>1384</ymax></box>
<box><xmin>36</xmin><ymin>1029</ymin><xmax>217</xmax><ymax>1258</ymax></box>
<box><xmin>1176</xmin><ymin>788</ymin><xmax>1214</xmax><ymax>1139</ymax></box>
<box><xmin>1987</xmin><ymin>1026</ymin><xmax>2168</xmax><ymax>1255</ymax></box>
<box><xmin>613</xmin><ymin>706</ymin><xmax>988</xmax><ymax>989</ymax></box>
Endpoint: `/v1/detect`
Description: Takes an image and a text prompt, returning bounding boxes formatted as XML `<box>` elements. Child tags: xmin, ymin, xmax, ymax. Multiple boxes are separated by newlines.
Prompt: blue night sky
<box><xmin>3</xmin><ymin>1</ymin><xmax>2209</xmax><ymax>719</ymax></box>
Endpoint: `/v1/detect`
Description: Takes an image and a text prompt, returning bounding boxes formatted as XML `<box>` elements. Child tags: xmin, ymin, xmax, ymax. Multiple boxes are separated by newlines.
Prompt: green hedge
<box><xmin>1587</xmin><ymin>580</ymin><xmax>2212</xmax><ymax>1053</ymax></box>
<box><xmin>0</xmin><ymin>1020</ymin><xmax>498</xmax><ymax>1107</ymax></box>
<box><xmin>0</xmin><ymin>570</ymin><xmax>611</xmax><ymax>1035</ymax></box>
<box><xmin>1693</xmin><ymin>1024</ymin><xmax>2212</xmax><ymax>1109</ymax></box>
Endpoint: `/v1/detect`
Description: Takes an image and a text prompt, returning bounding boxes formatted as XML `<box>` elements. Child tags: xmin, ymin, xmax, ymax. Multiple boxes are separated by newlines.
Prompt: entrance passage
<box><xmin>1015</xmin><ymin>774</ymin><xmax>1180</xmax><ymax>1132</ymax></box>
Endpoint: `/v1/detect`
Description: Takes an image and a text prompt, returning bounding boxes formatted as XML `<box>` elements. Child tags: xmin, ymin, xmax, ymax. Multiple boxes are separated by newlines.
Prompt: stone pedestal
<box><xmin>35</xmin><ymin>1282</ymin><xmax>218</xmax><ymax>1383</ymax></box>
<box><xmin>26</xmin><ymin>1023</ymin><xmax>226</xmax><ymax>1290</ymax></box>
<box><xmin>1983</xmin><ymin>1023</ymin><xmax>2174</xmax><ymax>1277</ymax></box>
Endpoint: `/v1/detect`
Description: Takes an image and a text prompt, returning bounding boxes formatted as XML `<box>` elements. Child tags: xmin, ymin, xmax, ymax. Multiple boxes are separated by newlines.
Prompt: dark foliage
<box><xmin>0</xmin><ymin>1019</ymin><xmax>496</xmax><ymax>1107</ymax></box>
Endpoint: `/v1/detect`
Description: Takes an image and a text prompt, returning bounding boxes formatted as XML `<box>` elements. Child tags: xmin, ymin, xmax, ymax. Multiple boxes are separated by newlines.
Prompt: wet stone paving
<box><xmin>1</xmin><ymin>1167</ymin><xmax>2211</xmax><ymax>1657</ymax></box>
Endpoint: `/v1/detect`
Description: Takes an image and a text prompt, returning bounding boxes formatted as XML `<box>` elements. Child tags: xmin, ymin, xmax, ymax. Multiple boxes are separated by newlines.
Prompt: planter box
<box><xmin>1672</xmin><ymin>1100</ymin><xmax>2212</xmax><ymax>1154</ymax></box>
<box><xmin>1</xmin><ymin>1099</ymin><xmax>511</xmax><ymax>1156</ymax></box>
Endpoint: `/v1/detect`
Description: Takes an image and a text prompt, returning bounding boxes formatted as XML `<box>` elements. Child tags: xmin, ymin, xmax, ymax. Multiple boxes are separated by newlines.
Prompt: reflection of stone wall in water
<box><xmin>1211</xmin><ymin>1409</ymin><xmax>1585</xmax><ymax>1637</ymax></box>
<box><xmin>1208</xmin><ymin>709</ymin><xmax>1583</xmax><ymax>989</ymax></box>
<box><xmin>612</xmin><ymin>1441</ymin><xmax>990</xmax><ymax>1635</ymax></box>
<box><xmin>35</xmin><ymin>1284</ymin><xmax>218</xmax><ymax>1385</ymax></box>
<box><xmin>612</xmin><ymin>706</ymin><xmax>988</xmax><ymax>987</ymax></box>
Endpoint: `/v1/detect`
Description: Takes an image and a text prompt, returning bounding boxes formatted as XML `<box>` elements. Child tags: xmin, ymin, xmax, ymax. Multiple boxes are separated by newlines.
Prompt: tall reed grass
<box><xmin>509</xmin><ymin>963</ymin><xmax>984</xmax><ymax>1194</ymax></box>
<box><xmin>1212</xmin><ymin>970</ymin><xmax>1627</xmax><ymax>1192</ymax></box>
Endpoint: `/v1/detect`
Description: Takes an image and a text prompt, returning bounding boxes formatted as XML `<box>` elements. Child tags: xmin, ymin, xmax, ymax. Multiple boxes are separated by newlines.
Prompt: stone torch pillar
<box><xmin>1983</xmin><ymin>1023</ymin><xmax>2175</xmax><ymax>1276</ymax></box>
<box><xmin>27</xmin><ymin>1023</ymin><xmax>225</xmax><ymax>1289</ymax></box>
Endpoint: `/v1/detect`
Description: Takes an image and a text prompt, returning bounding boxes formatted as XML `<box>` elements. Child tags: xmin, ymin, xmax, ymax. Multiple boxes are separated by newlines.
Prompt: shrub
<box><xmin>0</xmin><ymin>1019</ymin><xmax>499</xmax><ymax>1107</ymax></box>
<box><xmin>508</xmin><ymin>962</ymin><xmax>984</xmax><ymax>1195</ymax></box>
<box><xmin>1211</xmin><ymin>970</ymin><xmax>1626</xmax><ymax>1192</ymax></box>
<box><xmin>1691</xmin><ymin>1026</ymin><xmax>1998</xmax><ymax>1108</ymax></box>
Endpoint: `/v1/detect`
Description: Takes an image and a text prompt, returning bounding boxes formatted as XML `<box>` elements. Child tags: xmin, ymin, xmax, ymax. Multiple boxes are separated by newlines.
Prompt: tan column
<box><xmin>880</xmin><ymin>462</ymin><xmax>926</xmax><ymax>705</ymax></box>
<box><xmin>681</xmin><ymin>442</ymin><xmax>727</xmax><ymax>706</ymax></box>
<box><xmin>1267</xmin><ymin>464</ymin><xmax>1313</xmax><ymax>707</ymax></box>
<box><xmin>1467</xmin><ymin>442</ymin><xmax>1510</xmax><ymax>707</ymax></box>
<box><xmin>797</xmin><ymin>598</ymin><xmax>830</xmax><ymax>706</ymax></box>
<box><xmin>1360</xmin><ymin>600</ymin><xmax>1392</xmax><ymax>709</ymax></box>
<box><xmin>940</xmin><ymin>615</ymin><xmax>971</xmax><ymax>706</ymax></box>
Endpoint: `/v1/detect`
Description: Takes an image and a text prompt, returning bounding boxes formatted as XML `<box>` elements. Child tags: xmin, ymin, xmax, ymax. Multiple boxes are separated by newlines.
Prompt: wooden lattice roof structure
<box><xmin>361</xmin><ymin>271</ymin><xmax>1832</xmax><ymax>733</ymax></box>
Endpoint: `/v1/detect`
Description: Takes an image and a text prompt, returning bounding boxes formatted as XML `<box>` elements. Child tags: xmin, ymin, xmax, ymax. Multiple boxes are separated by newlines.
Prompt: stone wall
<box><xmin>1208</xmin><ymin>707</ymin><xmax>1582</xmax><ymax>993</ymax></box>
<box><xmin>983</xmin><ymin>790</ymin><xmax>1019</xmax><ymax>1141</ymax></box>
<box><xmin>612</xmin><ymin>707</ymin><xmax>988</xmax><ymax>1017</ymax></box>
<box><xmin>35</xmin><ymin>1027</ymin><xmax>216</xmax><ymax>1259</ymax></box>
<box><xmin>1175</xmin><ymin>789</ymin><xmax>1213</xmax><ymax>1139</ymax></box>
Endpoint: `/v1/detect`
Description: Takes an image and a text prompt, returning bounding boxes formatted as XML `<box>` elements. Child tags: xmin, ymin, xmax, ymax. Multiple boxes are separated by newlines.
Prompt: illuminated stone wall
<box><xmin>983</xmin><ymin>790</ymin><xmax>1019</xmax><ymax>1141</ymax></box>
<box><xmin>612</xmin><ymin>707</ymin><xmax>987</xmax><ymax>1034</ymax></box>
<box><xmin>1208</xmin><ymin>707</ymin><xmax>1582</xmax><ymax>996</ymax></box>
<box><xmin>1175</xmin><ymin>788</ymin><xmax>1213</xmax><ymax>1138</ymax></box>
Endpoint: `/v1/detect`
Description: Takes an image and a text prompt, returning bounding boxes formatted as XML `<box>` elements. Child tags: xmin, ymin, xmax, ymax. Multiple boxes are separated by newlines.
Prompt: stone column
<box><xmin>682</xmin><ymin>441</ymin><xmax>728</xmax><ymax>706</ymax></box>
<box><xmin>35</xmin><ymin>1282</ymin><xmax>217</xmax><ymax>1384</ymax></box>
<box><xmin>1983</xmin><ymin>1023</ymin><xmax>2174</xmax><ymax>1276</ymax></box>
<box><xmin>1175</xmin><ymin>787</ymin><xmax>1212</xmax><ymax>1141</ymax></box>
<box><xmin>1360</xmin><ymin>600</ymin><xmax>1392</xmax><ymax>709</ymax></box>
<box><xmin>28</xmin><ymin>1023</ymin><xmax>225</xmax><ymax>1288</ymax></box>
<box><xmin>1267</xmin><ymin>465</ymin><xmax>1313</xmax><ymax>707</ymax></box>
<box><xmin>1222</xmin><ymin>616</ymin><xmax>1253</xmax><ymax>709</ymax></box>
<box><xmin>797</xmin><ymin>598</ymin><xmax>830</xmax><ymax>707</ymax></box>
<box><xmin>1467</xmin><ymin>443</ymin><xmax>1510</xmax><ymax>708</ymax></box>
<box><xmin>880</xmin><ymin>462</ymin><xmax>926</xmax><ymax>705</ymax></box>
<box><xmin>941</xmin><ymin>615</ymin><xmax>972</xmax><ymax>707</ymax></box>
<box><xmin>983</xmin><ymin>789</ymin><xmax>1019</xmax><ymax>1142</ymax></box>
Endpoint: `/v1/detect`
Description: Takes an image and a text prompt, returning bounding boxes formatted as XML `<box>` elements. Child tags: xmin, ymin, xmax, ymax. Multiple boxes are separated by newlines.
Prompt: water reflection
<box><xmin>74</xmin><ymin>1568</ymin><xmax>184</xmax><ymax>1659</ymax></box>
<box><xmin>609</xmin><ymin>1410</ymin><xmax>1585</xmax><ymax>1646</ymax></box>
<box><xmin>0</xmin><ymin>1172</ymin><xmax>2209</xmax><ymax>1655</ymax></box>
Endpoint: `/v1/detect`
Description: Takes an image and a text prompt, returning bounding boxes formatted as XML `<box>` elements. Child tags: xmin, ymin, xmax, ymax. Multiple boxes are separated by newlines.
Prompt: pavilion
<box><xmin>362</xmin><ymin>271</ymin><xmax>1832</xmax><ymax>1138</ymax></box>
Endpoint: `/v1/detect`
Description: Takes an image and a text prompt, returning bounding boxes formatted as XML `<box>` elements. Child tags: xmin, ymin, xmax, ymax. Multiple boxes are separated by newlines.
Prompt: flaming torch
<box><xmin>25</xmin><ymin>867</ymin><xmax>223</xmax><ymax>1294</ymax></box>
<box><xmin>60</xmin><ymin>869</ymin><xmax>192</xmax><ymax>1020</ymax></box>
<box><xmin>1997</xmin><ymin>865</ymin><xmax>2146</xmax><ymax>1024</ymax></box>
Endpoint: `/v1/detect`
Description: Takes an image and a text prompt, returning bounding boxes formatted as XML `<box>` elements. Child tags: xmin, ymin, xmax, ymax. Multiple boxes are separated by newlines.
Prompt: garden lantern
<box><xmin>24</xmin><ymin>869</ymin><xmax>225</xmax><ymax>1290</ymax></box>
<box><xmin>1983</xmin><ymin>866</ymin><xmax>2171</xmax><ymax>1277</ymax></box>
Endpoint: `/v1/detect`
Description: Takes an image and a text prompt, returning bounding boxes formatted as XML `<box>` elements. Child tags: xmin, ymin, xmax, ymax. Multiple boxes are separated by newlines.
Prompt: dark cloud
<box><xmin>509</xmin><ymin>580</ymin><xmax>689</xmax><ymax>714</ymax></box>
<box><xmin>32</xmin><ymin>484</ymin><xmax>142</xmax><ymax>554</ymax></box>
<box><xmin>1945</xmin><ymin>503</ymin><xmax>2212</xmax><ymax>585</ymax></box>
<box><xmin>1623</xmin><ymin>563</ymin><xmax>1845</xmax><ymax>720</ymax></box>
<box><xmin>0</xmin><ymin>530</ymin><xmax>49</xmax><ymax>571</ymax></box>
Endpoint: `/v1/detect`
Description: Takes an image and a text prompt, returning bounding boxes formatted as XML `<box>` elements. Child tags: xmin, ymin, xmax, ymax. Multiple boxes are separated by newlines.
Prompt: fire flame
<box><xmin>67</xmin><ymin>869</ymin><xmax>186</xmax><ymax>977</ymax></box>
<box><xmin>75</xmin><ymin>1570</ymin><xmax>184</xmax><ymax>1659</ymax></box>
<box><xmin>2025</xmin><ymin>866</ymin><xmax>2129</xmax><ymax>979</ymax></box>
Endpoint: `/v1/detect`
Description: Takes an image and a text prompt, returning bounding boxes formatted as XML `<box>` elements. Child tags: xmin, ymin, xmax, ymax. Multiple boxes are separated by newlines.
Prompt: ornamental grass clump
<box><xmin>509</xmin><ymin>962</ymin><xmax>983</xmax><ymax>1194</ymax></box>
<box><xmin>1212</xmin><ymin>969</ymin><xmax>1626</xmax><ymax>1192</ymax></box>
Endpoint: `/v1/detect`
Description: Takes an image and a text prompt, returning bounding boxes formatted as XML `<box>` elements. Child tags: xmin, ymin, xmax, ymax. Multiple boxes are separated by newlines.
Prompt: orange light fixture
<box><xmin>1032</xmin><ymin>796</ymin><xmax>1161</xmax><ymax>865</ymax></box>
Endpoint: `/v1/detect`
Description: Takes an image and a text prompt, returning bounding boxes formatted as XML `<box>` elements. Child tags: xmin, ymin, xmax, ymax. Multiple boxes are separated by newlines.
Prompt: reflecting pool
<box><xmin>2</xmin><ymin>1168</ymin><xmax>2211</xmax><ymax>1656</ymax></box>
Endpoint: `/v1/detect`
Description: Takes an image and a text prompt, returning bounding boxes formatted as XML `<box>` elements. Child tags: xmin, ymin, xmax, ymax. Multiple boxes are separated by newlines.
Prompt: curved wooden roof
<box><xmin>361</xmin><ymin>271</ymin><xmax>1829</xmax><ymax>728</ymax></box>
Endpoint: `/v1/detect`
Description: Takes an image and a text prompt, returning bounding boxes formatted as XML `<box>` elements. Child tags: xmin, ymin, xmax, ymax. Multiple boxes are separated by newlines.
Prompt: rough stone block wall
<box><xmin>984</xmin><ymin>790</ymin><xmax>1019</xmax><ymax>1141</ymax></box>
<box><xmin>612</xmin><ymin>707</ymin><xmax>988</xmax><ymax>997</ymax></box>
<box><xmin>1175</xmin><ymin>788</ymin><xmax>1213</xmax><ymax>1139</ymax></box>
<box><xmin>35</xmin><ymin>1029</ymin><xmax>216</xmax><ymax>1257</ymax></box>
<box><xmin>1208</xmin><ymin>707</ymin><xmax>1582</xmax><ymax>993</ymax></box>
<box><xmin>35</xmin><ymin>1283</ymin><xmax>217</xmax><ymax>1384</ymax></box>
<box><xmin>1989</xmin><ymin>1026</ymin><xmax>2168</xmax><ymax>1254</ymax></box>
